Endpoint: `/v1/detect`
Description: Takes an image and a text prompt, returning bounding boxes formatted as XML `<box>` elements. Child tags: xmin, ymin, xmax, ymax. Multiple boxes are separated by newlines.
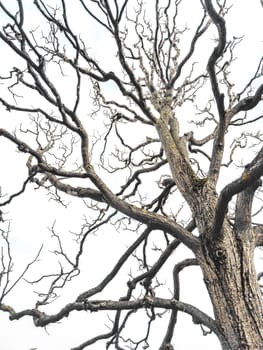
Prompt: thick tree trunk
<box><xmin>197</xmin><ymin>223</ymin><xmax>263</xmax><ymax>350</ymax></box>
<box><xmin>156</xmin><ymin>111</ymin><xmax>263</xmax><ymax>349</ymax></box>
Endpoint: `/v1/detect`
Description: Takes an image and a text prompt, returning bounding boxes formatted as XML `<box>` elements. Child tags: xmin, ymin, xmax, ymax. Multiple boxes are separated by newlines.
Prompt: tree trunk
<box><xmin>156</xmin><ymin>106</ymin><xmax>263</xmax><ymax>349</ymax></box>
<box><xmin>197</xmin><ymin>222</ymin><xmax>263</xmax><ymax>350</ymax></box>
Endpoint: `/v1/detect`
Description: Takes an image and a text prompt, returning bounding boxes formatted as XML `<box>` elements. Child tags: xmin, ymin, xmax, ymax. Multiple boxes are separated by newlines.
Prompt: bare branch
<box><xmin>212</xmin><ymin>148</ymin><xmax>263</xmax><ymax>239</ymax></box>
<box><xmin>160</xmin><ymin>258</ymin><xmax>199</xmax><ymax>350</ymax></box>
<box><xmin>204</xmin><ymin>0</ymin><xmax>226</xmax><ymax>119</ymax></box>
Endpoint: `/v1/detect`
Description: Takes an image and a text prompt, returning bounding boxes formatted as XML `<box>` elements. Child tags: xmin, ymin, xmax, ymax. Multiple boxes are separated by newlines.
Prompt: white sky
<box><xmin>0</xmin><ymin>1</ymin><xmax>263</xmax><ymax>350</ymax></box>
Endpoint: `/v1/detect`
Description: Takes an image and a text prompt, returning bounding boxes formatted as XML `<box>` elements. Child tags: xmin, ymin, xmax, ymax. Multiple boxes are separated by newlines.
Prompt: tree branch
<box><xmin>76</xmin><ymin>227</ymin><xmax>152</xmax><ymax>302</ymax></box>
<box><xmin>204</xmin><ymin>0</ymin><xmax>226</xmax><ymax>120</ymax></box>
<box><xmin>254</xmin><ymin>225</ymin><xmax>263</xmax><ymax>247</ymax></box>
<box><xmin>2</xmin><ymin>296</ymin><xmax>223</xmax><ymax>343</ymax></box>
<box><xmin>83</xmin><ymin>164</ymin><xmax>200</xmax><ymax>251</ymax></box>
<box><xmin>159</xmin><ymin>258</ymin><xmax>199</xmax><ymax>350</ymax></box>
<box><xmin>204</xmin><ymin>0</ymin><xmax>227</xmax><ymax>185</ymax></box>
<box><xmin>228</xmin><ymin>83</ymin><xmax>263</xmax><ymax>118</ymax></box>
<box><xmin>168</xmin><ymin>11</ymin><xmax>209</xmax><ymax>88</ymax></box>
<box><xmin>212</xmin><ymin>148</ymin><xmax>263</xmax><ymax>239</ymax></box>
<box><xmin>234</xmin><ymin>180</ymin><xmax>260</xmax><ymax>240</ymax></box>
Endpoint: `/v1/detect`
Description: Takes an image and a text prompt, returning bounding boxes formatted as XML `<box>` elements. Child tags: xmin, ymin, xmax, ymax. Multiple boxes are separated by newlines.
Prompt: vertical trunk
<box><xmin>155</xmin><ymin>112</ymin><xmax>263</xmax><ymax>349</ymax></box>
<box><xmin>198</xmin><ymin>223</ymin><xmax>263</xmax><ymax>350</ymax></box>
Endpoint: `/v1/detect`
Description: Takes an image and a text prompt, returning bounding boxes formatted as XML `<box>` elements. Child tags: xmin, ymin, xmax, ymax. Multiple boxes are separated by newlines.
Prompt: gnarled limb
<box><xmin>159</xmin><ymin>258</ymin><xmax>199</xmax><ymax>350</ymax></box>
<box><xmin>204</xmin><ymin>0</ymin><xmax>227</xmax><ymax>185</ymax></box>
<box><xmin>212</xmin><ymin>148</ymin><xmax>263</xmax><ymax>239</ymax></box>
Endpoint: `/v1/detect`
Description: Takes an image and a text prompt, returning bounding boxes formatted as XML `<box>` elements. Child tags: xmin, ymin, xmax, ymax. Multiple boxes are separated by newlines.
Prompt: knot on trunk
<box><xmin>214</xmin><ymin>248</ymin><xmax>226</xmax><ymax>263</ymax></box>
<box><xmin>210</xmin><ymin>246</ymin><xmax>227</xmax><ymax>266</ymax></box>
<box><xmin>202</xmin><ymin>237</ymin><xmax>227</xmax><ymax>266</ymax></box>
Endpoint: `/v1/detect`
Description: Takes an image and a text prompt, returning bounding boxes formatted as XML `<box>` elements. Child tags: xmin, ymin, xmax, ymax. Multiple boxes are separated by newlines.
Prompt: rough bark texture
<box><xmin>157</xmin><ymin>108</ymin><xmax>263</xmax><ymax>350</ymax></box>
<box><xmin>199</xmin><ymin>224</ymin><xmax>263</xmax><ymax>350</ymax></box>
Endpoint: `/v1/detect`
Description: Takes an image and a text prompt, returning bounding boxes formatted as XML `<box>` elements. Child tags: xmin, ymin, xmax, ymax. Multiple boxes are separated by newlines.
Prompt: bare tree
<box><xmin>0</xmin><ymin>1</ymin><xmax>263</xmax><ymax>349</ymax></box>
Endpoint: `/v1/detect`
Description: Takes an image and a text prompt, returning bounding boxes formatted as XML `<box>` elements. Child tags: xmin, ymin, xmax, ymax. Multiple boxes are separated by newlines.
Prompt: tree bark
<box><xmin>197</xmin><ymin>218</ymin><xmax>263</xmax><ymax>350</ymax></box>
<box><xmin>156</xmin><ymin>110</ymin><xmax>263</xmax><ymax>350</ymax></box>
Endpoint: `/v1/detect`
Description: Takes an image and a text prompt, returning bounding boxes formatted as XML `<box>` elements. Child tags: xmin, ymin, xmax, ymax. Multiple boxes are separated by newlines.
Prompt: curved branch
<box><xmin>212</xmin><ymin>147</ymin><xmax>263</xmax><ymax>239</ymax></box>
<box><xmin>127</xmin><ymin>239</ymin><xmax>181</xmax><ymax>295</ymax></box>
<box><xmin>3</xmin><ymin>296</ymin><xmax>224</xmax><ymax>344</ymax></box>
<box><xmin>228</xmin><ymin>83</ymin><xmax>263</xmax><ymax>118</ymax></box>
<box><xmin>86</xmin><ymin>164</ymin><xmax>200</xmax><ymax>251</ymax></box>
<box><xmin>159</xmin><ymin>258</ymin><xmax>199</xmax><ymax>350</ymax></box>
<box><xmin>0</xmin><ymin>98</ymin><xmax>78</xmax><ymax>132</ymax></box>
<box><xmin>204</xmin><ymin>0</ymin><xmax>227</xmax><ymax>184</ymax></box>
<box><xmin>43</xmin><ymin>164</ymin><xmax>198</xmax><ymax>251</ymax></box>
<box><xmin>70</xmin><ymin>330</ymin><xmax>116</xmax><ymax>350</ymax></box>
<box><xmin>0</xmin><ymin>128</ymin><xmax>43</xmax><ymax>163</ymax></box>
<box><xmin>168</xmin><ymin>11</ymin><xmax>209</xmax><ymax>88</ymax></box>
<box><xmin>76</xmin><ymin>227</ymin><xmax>152</xmax><ymax>302</ymax></box>
<box><xmin>45</xmin><ymin>173</ymin><xmax>104</xmax><ymax>203</ymax></box>
<box><xmin>0</xmin><ymin>129</ymin><xmax>104</xmax><ymax>202</ymax></box>
<box><xmin>0</xmin><ymin>127</ymin><xmax>199</xmax><ymax>251</ymax></box>
<box><xmin>204</xmin><ymin>0</ymin><xmax>226</xmax><ymax>119</ymax></box>
<box><xmin>0</xmin><ymin>174</ymin><xmax>33</xmax><ymax>207</ymax></box>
